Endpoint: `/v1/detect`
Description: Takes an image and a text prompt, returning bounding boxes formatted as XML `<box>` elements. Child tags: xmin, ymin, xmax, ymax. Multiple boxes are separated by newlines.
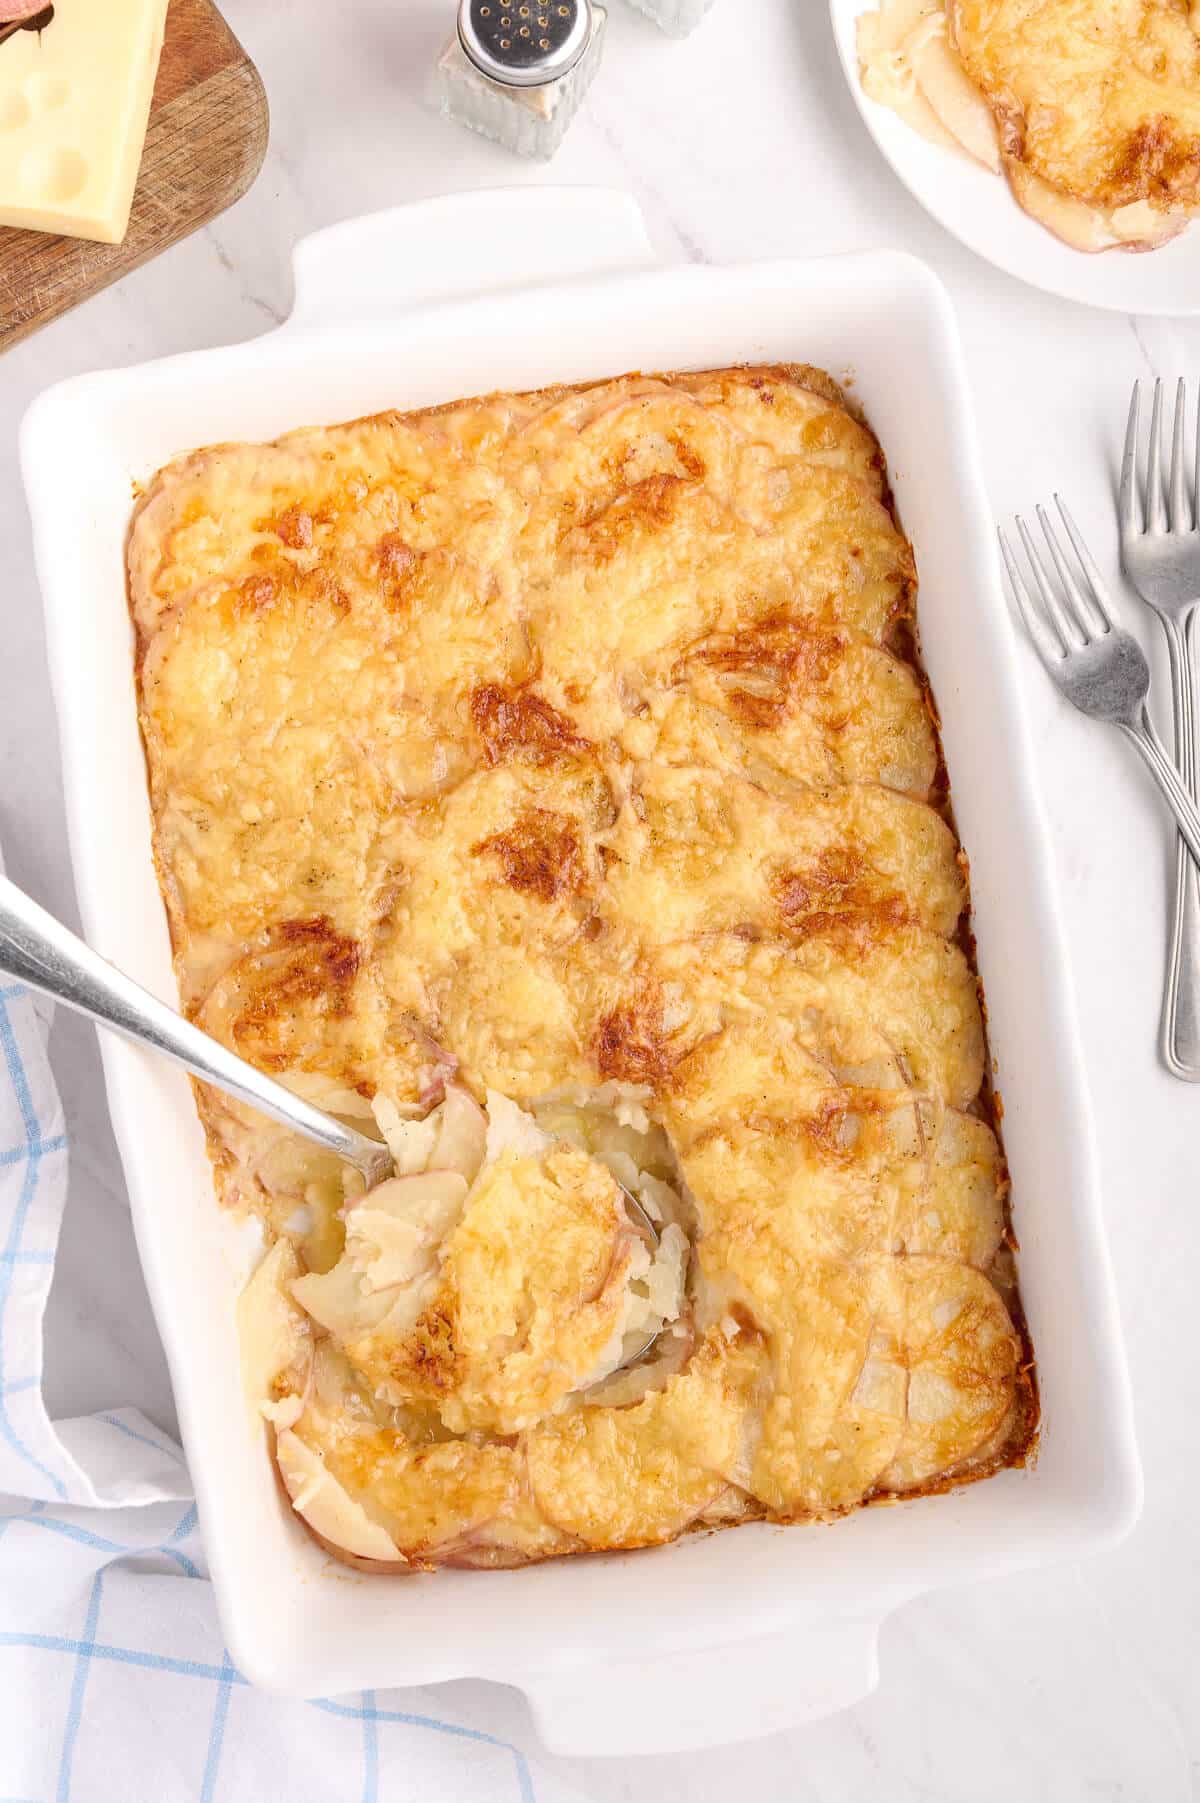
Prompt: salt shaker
<box><xmin>623</xmin><ymin>0</ymin><xmax>716</xmax><ymax>34</ymax></box>
<box><xmin>434</xmin><ymin>0</ymin><xmax>607</xmax><ymax>161</ymax></box>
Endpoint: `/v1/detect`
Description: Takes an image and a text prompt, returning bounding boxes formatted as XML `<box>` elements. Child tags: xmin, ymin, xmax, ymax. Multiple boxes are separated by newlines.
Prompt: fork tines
<box><xmin>999</xmin><ymin>495</ymin><xmax>1114</xmax><ymax>664</ymax></box>
<box><xmin>1122</xmin><ymin>377</ymin><xmax>1200</xmax><ymax>538</ymax></box>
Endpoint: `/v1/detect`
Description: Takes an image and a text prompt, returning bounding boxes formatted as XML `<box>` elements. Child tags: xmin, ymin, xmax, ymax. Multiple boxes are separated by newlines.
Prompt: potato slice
<box><xmin>238</xmin><ymin>1239</ymin><xmax>309</xmax><ymax>1426</ymax></box>
<box><xmin>277</xmin><ymin>1429</ymin><xmax>402</xmax><ymax>1562</ymax></box>
<box><xmin>527</xmin><ymin>1327</ymin><xmax>768</xmax><ymax>1549</ymax></box>
<box><xmin>749</xmin><ymin>1256</ymin><xmax>908</xmax><ymax>1516</ymax></box>
<box><xmin>604</xmin><ymin>766</ymin><xmax>964</xmax><ymax>947</ymax></box>
<box><xmin>909</xmin><ymin>15</ymin><xmax>1000</xmax><ymax>170</ymax></box>
<box><xmin>893</xmin><ymin>1106</ymin><xmax>1006</xmax><ymax>1268</ymax></box>
<box><xmin>881</xmin><ymin>1256</ymin><xmax>1020</xmax><ymax>1492</ymax></box>
<box><xmin>431</xmin><ymin>1085</ymin><xmax>488</xmax><ymax>1181</ymax></box>
<box><xmin>283</xmin><ymin>1403</ymin><xmax>524</xmax><ymax>1562</ymax></box>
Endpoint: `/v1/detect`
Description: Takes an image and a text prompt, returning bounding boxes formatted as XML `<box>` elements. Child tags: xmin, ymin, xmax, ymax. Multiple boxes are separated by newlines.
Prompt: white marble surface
<box><xmin>2</xmin><ymin>1</ymin><xmax>1198</xmax><ymax>1794</ymax></box>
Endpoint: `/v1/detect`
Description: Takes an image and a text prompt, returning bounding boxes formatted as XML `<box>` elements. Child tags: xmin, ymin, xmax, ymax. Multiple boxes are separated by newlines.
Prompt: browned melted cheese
<box><xmin>128</xmin><ymin>364</ymin><xmax>1037</xmax><ymax>1569</ymax></box>
<box><xmin>952</xmin><ymin>0</ymin><xmax>1200</xmax><ymax>217</ymax></box>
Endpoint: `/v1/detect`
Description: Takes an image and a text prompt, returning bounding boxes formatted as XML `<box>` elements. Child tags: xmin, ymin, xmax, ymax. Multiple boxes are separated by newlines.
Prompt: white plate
<box><xmin>19</xmin><ymin>189</ymin><xmax>1141</xmax><ymax>1756</ymax></box>
<box><xmin>830</xmin><ymin>0</ymin><xmax>1200</xmax><ymax>316</ymax></box>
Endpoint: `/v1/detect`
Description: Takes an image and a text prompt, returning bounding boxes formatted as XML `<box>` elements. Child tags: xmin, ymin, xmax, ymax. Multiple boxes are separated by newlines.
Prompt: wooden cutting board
<box><xmin>0</xmin><ymin>0</ymin><xmax>268</xmax><ymax>352</ymax></box>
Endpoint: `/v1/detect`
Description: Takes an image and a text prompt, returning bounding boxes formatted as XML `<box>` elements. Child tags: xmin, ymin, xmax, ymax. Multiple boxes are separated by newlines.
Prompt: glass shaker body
<box><xmin>434</xmin><ymin>1</ymin><xmax>607</xmax><ymax>160</ymax></box>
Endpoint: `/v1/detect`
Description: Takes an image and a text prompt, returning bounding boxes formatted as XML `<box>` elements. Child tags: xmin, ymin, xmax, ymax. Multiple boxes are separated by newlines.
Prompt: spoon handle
<box><xmin>0</xmin><ymin>874</ymin><xmax>392</xmax><ymax>1186</ymax></box>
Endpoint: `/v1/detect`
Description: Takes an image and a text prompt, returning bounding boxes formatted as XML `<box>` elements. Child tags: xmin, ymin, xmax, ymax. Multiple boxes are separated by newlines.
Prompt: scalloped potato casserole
<box><xmin>128</xmin><ymin>363</ymin><xmax>1038</xmax><ymax>1571</ymax></box>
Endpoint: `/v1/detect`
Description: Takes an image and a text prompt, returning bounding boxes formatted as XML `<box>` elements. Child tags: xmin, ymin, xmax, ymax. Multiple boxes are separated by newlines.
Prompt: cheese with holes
<box><xmin>0</xmin><ymin>0</ymin><xmax>166</xmax><ymax>242</ymax></box>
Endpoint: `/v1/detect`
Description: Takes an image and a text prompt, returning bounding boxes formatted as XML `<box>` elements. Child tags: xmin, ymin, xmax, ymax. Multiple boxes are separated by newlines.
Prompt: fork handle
<box><xmin>1160</xmin><ymin>613</ymin><xmax>1200</xmax><ymax>1081</ymax></box>
<box><xmin>1122</xmin><ymin>706</ymin><xmax>1200</xmax><ymax>872</ymax></box>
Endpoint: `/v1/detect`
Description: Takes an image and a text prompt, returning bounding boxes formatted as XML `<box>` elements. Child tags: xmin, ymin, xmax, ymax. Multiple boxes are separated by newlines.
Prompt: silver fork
<box><xmin>1120</xmin><ymin>379</ymin><xmax>1200</xmax><ymax>1080</ymax></box>
<box><xmin>999</xmin><ymin>497</ymin><xmax>1200</xmax><ymax>879</ymax></box>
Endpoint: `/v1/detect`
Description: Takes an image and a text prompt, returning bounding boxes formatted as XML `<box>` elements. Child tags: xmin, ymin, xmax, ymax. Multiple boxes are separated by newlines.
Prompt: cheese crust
<box><xmin>128</xmin><ymin>364</ymin><xmax>1037</xmax><ymax>1568</ymax></box>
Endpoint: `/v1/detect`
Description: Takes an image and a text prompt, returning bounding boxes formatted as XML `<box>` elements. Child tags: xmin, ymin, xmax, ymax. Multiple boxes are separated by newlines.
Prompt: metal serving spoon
<box><xmin>0</xmin><ymin>875</ymin><xmax>661</xmax><ymax>1263</ymax></box>
<box><xmin>0</xmin><ymin>874</ymin><xmax>397</xmax><ymax>1187</ymax></box>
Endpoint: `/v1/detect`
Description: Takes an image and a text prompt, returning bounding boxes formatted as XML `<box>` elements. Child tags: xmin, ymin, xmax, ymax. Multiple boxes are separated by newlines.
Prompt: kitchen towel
<box><xmin>0</xmin><ymin>970</ymin><xmax>586</xmax><ymax>1803</ymax></box>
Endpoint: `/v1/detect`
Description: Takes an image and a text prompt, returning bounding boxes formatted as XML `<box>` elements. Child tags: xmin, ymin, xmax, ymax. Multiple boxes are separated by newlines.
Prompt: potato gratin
<box><xmin>128</xmin><ymin>364</ymin><xmax>1037</xmax><ymax>1571</ymax></box>
<box><xmin>859</xmin><ymin>0</ymin><xmax>1200</xmax><ymax>252</ymax></box>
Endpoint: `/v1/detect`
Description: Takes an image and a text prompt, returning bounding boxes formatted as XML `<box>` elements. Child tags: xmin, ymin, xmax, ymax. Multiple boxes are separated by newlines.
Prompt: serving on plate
<box><xmin>831</xmin><ymin>0</ymin><xmax>1200</xmax><ymax>314</ymax></box>
<box><xmin>858</xmin><ymin>0</ymin><xmax>1200</xmax><ymax>254</ymax></box>
<box><xmin>19</xmin><ymin>191</ymin><xmax>1139</xmax><ymax>1754</ymax></box>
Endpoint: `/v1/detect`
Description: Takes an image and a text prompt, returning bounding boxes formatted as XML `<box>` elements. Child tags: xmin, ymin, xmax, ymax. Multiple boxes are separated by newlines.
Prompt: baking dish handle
<box><xmin>286</xmin><ymin>188</ymin><xmax>659</xmax><ymax>331</ymax></box>
<box><xmin>521</xmin><ymin>1615</ymin><xmax>882</xmax><ymax>1758</ymax></box>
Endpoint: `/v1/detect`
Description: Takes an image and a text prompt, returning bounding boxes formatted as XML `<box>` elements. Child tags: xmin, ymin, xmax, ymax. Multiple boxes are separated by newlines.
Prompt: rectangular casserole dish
<box><xmin>19</xmin><ymin>187</ymin><xmax>1141</xmax><ymax>1757</ymax></box>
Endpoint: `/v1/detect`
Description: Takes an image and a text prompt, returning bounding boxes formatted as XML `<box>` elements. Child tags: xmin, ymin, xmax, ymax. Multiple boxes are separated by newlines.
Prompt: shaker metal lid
<box><xmin>457</xmin><ymin>0</ymin><xmax>590</xmax><ymax>89</ymax></box>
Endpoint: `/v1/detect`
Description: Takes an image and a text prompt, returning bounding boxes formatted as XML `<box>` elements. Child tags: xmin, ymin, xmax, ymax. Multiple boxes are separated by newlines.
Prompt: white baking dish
<box><xmin>20</xmin><ymin>188</ymin><xmax>1140</xmax><ymax>1757</ymax></box>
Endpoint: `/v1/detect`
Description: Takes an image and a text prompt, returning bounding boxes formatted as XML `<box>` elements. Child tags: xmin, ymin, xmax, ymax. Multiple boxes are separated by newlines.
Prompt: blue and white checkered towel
<box><xmin>0</xmin><ymin>973</ymin><xmax>585</xmax><ymax>1802</ymax></box>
